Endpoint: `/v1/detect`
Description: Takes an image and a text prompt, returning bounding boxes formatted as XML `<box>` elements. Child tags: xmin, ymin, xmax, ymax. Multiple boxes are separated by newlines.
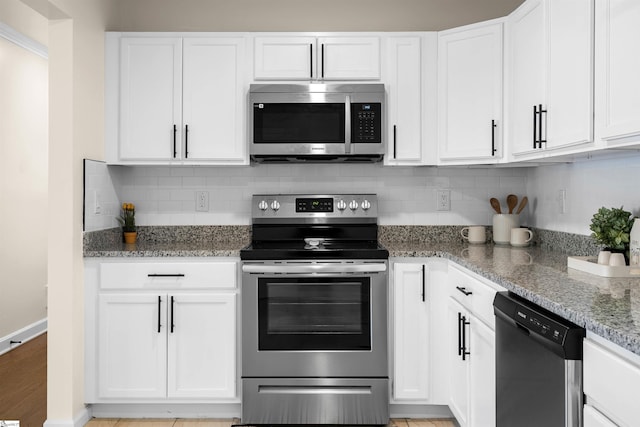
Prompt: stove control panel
<box><xmin>252</xmin><ymin>194</ymin><xmax>378</xmax><ymax>221</ymax></box>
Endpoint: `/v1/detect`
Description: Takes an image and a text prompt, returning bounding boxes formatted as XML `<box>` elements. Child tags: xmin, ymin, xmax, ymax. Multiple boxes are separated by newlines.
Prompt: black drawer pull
<box><xmin>157</xmin><ymin>296</ymin><xmax>162</xmax><ymax>333</ymax></box>
<box><xmin>456</xmin><ymin>286</ymin><xmax>473</xmax><ymax>296</ymax></box>
<box><xmin>148</xmin><ymin>273</ymin><xmax>185</xmax><ymax>278</ymax></box>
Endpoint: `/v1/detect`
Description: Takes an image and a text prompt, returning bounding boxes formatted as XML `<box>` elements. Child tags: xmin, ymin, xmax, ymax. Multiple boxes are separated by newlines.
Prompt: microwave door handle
<box><xmin>345</xmin><ymin>95</ymin><xmax>351</xmax><ymax>154</ymax></box>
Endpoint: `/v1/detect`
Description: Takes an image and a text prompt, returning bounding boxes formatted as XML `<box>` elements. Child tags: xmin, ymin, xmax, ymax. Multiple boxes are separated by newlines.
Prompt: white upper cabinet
<box><xmin>595</xmin><ymin>0</ymin><xmax>640</xmax><ymax>146</ymax></box>
<box><xmin>253</xmin><ymin>35</ymin><xmax>380</xmax><ymax>81</ymax></box>
<box><xmin>107</xmin><ymin>33</ymin><xmax>248</xmax><ymax>165</ymax></box>
<box><xmin>182</xmin><ymin>38</ymin><xmax>247</xmax><ymax>162</ymax></box>
<box><xmin>384</xmin><ymin>33</ymin><xmax>437</xmax><ymax>165</ymax></box>
<box><xmin>508</xmin><ymin>0</ymin><xmax>594</xmax><ymax>159</ymax></box>
<box><xmin>437</xmin><ymin>19</ymin><xmax>504</xmax><ymax>164</ymax></box>
<box><xmin>119</xmin><ymin>37</ymin><xmax>183</xmax><ymax>161</ymax></box>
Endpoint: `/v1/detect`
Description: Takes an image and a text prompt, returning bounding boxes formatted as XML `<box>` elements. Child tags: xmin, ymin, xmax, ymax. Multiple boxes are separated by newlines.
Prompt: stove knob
<box><xmin>349</xmin><ymin>200</ymin><xmax>359</xmax><ymax>211</ymax></box>
<box><xmin>336</xmin><ymin>200</ymin><xmax>347</xmax><ymax>211</ymax></box>
<box><xmin>270</xmin><ymin>200</ymin><xmax>281</xmax><ymax>211</ymax></box>
<box><xmin>258</xmin><ymin>200</ymin><xmax>269</xmax><ymax>211</ymax></box>
<box><xmin>361</xmin><ymin>200</ymin><xmax>371</xmax><ymax>211</ymax></box>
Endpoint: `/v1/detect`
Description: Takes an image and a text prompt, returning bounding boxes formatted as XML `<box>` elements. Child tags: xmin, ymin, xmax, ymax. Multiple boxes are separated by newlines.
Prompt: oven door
<box><xmin>241</xmin><ymin>261</ymin><xmax>388</xmax><ymax>378</ymax></box>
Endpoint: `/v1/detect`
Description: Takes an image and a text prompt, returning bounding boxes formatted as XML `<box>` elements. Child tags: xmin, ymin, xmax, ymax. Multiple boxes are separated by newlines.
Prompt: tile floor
<box><xmin>84</xmin><ymin>419</ymin><xmax>456</xmax><ymax>427</ymax></box>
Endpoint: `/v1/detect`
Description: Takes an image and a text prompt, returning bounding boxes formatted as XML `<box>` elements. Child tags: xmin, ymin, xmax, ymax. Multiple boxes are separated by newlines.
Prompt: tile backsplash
<box><xmin>86</xmin><ymin>162</ymin><xmax>528</xmax><ymax>228</ymax></box>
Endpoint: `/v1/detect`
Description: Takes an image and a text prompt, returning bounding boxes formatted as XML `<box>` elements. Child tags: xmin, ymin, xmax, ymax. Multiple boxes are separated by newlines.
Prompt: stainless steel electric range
<box><xmin>240</xmin><ymin>194</ymin><xmax>389</xmax><ymax>425</ymax></box>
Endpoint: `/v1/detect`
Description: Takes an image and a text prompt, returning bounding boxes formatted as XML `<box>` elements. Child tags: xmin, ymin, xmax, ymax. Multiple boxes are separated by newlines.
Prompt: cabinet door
<box><xmin>168</xmin><ymin>293</ymin><xmax>236</xmax><ymax>398</ymax></box>
<box><xmin>508</xmin><ymin>0</ymin><xmax>546</xmax><ymax>157</ymax></box>
<box><xmin>438</xmin><ymin>21</ymin><xmax>503</xmax><ymax>162</ymax></box>
<box><xmin>253</xmin><ymin>36</ymin><xmax>316</xmax><ymax>80</ymax></box>
<box><xmin>545</xmin><ymin>0</ymin><xmax>594</xmax><ymax>150</ymax></box>
<box><xmin>183</xmin><ymin>37</ymin><xmax>247</xmax><ymax>163</ymax></box>
<box><xmin>448</xmin><ymin>298</ymin><xmax>469</xmax><ymax>427</ymax></box>
<box><xmin>385</xmin><ymin>37</ymin><xmax>424</xmax><ymax>164</ymax></box>
<box><xmin>318</xmin><ymin>37</ymin><xmax>380</xmax><ymax>80</ymax></box>
<box><xmin>584</xmin><ymin>405</ymin><xmax>618</xmax><ymax>427</ymax></box>
<box><xmin>98</xmin><ymin>293</ymin><xmax>167</xmax><ymax>398</ymax></box>
<box><xmin>595</xmin><ymin>0</ymin><xmax>640</xmax><ymax>143</ymax></box>
<box><xmin>119</xmin><ymin>37</ymin><xmax>182</xmax><ymax>160</ymax></box>
<box><xmin>468</xmin><ymin>316</ymin><xmax>496</xmax><ymax>427</ymax></box>
<box><xmin>392</xmin><ymin>263</ymin><xmax>429</xmax><ymax>401</ymax></box>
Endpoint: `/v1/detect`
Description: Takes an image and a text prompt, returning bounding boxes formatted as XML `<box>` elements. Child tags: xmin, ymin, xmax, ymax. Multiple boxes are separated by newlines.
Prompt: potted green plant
<box><xmin>589</xmin><ymin>206</ymin><xmax>634</xmax><ymax>263</ymax></box>
<box><xmin>117</xmin><ymin>202</ymin><xmax>136</xmax><ymax>243</ymax></box>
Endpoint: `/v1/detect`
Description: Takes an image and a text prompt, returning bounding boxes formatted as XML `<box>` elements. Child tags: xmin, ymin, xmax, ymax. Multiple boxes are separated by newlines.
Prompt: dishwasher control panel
<box><xmin>515</xmin><ymin>306</ymin><xmax>569</xmax><ymax>344</ymax></box>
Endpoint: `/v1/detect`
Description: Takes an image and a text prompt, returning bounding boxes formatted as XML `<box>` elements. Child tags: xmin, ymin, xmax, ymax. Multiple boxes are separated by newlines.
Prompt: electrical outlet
<box><xmin>558</xmin><ymin>189</ymin><xmax>566</xmax><ymax>214</ymax></box>
<box><xmin>436</xmin><ymin>189</ymin><xmax>451</xmax><ymax>211</ymax></box>
<box><xmin>196</xmin><ymin>191</ymin><xmax>209</xmax><ymax>212</ymax></box>
<box><xmin>94</xmin><ymin>190</ymin><xmax>102</xmax><ymax>214</ymax></box>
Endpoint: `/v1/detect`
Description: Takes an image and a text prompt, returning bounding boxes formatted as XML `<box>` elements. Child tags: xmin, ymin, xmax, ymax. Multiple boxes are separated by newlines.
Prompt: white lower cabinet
<box><xmin>392</xmin><ymin>262</ymin><xmax>430</xmax><ymax>401</ymax></box>
<box><xmin>583</xmin><ymin>336</ymin><xmax>640</xmax><ymax>427</ymax></box>
<box><xmin>447</xmin><ymin>263</ymin><xmax>503</xmax><ymax>427</ymax></box>
<box><xmin>86</xmin><ymin>258</ymin><xmax>238</xmax><ymax>403</ymax></box>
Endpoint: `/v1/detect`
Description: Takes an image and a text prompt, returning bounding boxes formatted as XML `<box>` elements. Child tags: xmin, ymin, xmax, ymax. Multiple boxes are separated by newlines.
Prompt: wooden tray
<box><xmin>567</xmin><ymin>256</ymin><xmax>640</xmax><ymax>278</ymax></box>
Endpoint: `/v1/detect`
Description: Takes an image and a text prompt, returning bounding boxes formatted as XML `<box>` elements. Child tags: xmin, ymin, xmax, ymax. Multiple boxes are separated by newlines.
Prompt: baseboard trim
<box><xmin>0</xmin><ymin>318</ymin><xmax>47</xmax><ymax>356</ymax></box>
<box><xmin>88</xmin><ymin>403</ymin><xmax>241</xmax><ymax>419</ymax></box>
<box><xmin>390</xmin><ymin>403</ymin><xmax>454</xmax><ymax>419</ymax></box>
<box><xmin>44</xmin><ymin>407</ymin><xmax>91</xmax><ymax>427</ymax></box>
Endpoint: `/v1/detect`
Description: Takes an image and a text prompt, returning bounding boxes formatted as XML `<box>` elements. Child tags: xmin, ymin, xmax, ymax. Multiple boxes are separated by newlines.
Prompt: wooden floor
<box><xmin>0</xmin><ymin>333</ymin><xmax>454</xmax><ymax>427</ymax></box>
<box><xmin>0</xmin><ymin>333</ymin><xmax>47</xmax><ymax>427</ymax></box>
<box><xmin>85</xmin><ymin>419</ymin><xmax>455</xmax><ymax>427</ymax></box>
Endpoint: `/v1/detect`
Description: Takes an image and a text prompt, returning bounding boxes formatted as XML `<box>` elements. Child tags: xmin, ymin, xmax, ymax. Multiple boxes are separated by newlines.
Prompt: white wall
<box><xmin>0</xmin><ymin>4</ymin><xmax>48</xmax><ymax>342</ymax></box>
<box><xmin>100</xmin><ymin>164</ymin><xmax>528</xmax><ymax>227</ymax></box>
<box><xmin>525</xmin><ymin>153</ymin><xmax>640</xmax><ymax>235</ymax></box>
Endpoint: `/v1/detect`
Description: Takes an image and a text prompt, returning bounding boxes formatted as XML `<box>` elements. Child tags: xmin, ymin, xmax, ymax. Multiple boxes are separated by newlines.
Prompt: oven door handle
<box><xmin>242</xmin><ymin>262</ymin><xmax>387</xmax><ymax>274</ymax></box>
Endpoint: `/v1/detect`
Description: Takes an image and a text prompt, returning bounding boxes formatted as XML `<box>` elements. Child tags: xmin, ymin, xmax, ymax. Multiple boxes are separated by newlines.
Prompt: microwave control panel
<box><xmin>351</xmin><ymin>103</ymin><xmax>382</xmax><ymax>143</ymax></box>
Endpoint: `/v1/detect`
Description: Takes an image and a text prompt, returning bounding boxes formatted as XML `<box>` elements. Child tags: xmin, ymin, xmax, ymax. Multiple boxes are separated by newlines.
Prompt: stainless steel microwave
<box><xmin>249</xmin><ymin>83</ymin><xmax>385</xmax><ymax>163</ymax></box>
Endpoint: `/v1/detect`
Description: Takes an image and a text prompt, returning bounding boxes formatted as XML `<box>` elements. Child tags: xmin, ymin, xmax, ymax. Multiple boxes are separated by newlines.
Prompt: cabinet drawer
<box><xmin>584</xmin><ymin>339</ymin><xmax>640</xmax><ymax>427</ymax></box>
<box><xmin>449</xmin><ymin>264</ymin><xmax>504</xmax><ymax>329</ymax></box>
<box><xmin>584</xmin><ymin>405</ymin><xmax>618</xmax><ymax>427</ymax></box>
<box><xmin>99</xmin><ymin>261</ymin><xmax>237</xmax><ymax>289</ymax></box>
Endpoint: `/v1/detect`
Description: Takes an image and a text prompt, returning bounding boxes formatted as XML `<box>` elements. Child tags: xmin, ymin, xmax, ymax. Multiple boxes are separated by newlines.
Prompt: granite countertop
<box><xmin>84</xmin><ymin>226</ymin><xmax>640</xmax><ymax>356</ymax></box>
<box><xmin>384</xmin><ymin>240</ymin><xmax>640</xmax><ymax>357</ymax></box>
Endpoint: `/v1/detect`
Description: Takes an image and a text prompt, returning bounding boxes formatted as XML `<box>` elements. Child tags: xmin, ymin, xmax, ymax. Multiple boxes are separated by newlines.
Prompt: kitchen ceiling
<box><xmin>109</xmin><ymin>0</ymin><xmax>525</xmax><ymax>32</ymax></box>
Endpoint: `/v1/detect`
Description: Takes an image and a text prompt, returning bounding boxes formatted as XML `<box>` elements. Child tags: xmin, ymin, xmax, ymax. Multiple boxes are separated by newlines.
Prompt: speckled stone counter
<box><xmin>383</xmin><ymin>239</ymin><xmax>640</xmax><ymax>356</ymax></box>
<box><xmin>83</xmin><ymin>226</ymin><xmax>250</xmax><ymax>257</ymax></box>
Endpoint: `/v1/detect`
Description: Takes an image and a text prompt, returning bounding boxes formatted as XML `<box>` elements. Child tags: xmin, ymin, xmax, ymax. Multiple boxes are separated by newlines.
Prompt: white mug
<box><xmin>493</xmin><ymin>214</ymin><xmax>519</xmax><ymax>245</ymax></box>
<box><xmin>597</xmin><ymin>251</ymin><xmax>611</xmax><ymax>265</ymax></box>
<box><xmin>609</xmin><ymin>253</ymin><xmax>626</xmax><ymax>267</ymax></box>
<box><xmin>461</xmin><ymin>226</ymin><xmax>486</xmax><ymax>244</ymax></box>
<box><xmin>510</xmin><ymin>227</ymin><xmax>533</xmax><ymax>246</ymax></box>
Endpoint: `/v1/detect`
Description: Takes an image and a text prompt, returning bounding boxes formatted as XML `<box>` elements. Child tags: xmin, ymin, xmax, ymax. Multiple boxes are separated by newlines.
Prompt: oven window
<box><xmin>253</xmin><ymin>103</ymin><xmax>345</xmax><ymax>144</ymax></box>
<box><xmin>258</xmin><ymin>277</ymin><xmax>371</xmax><ymax>351</ymax></box>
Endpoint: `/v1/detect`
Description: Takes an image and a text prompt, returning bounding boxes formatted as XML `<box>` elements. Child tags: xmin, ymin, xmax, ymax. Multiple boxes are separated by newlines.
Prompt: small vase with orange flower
<box><xmin>117</xmin><ymin>202</ymin><xmax>137</xmax><ymax>244</ymax></box>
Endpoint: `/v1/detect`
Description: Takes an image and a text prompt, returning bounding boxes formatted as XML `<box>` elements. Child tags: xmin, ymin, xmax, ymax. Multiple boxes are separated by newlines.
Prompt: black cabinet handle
<box><xmin>185</xmin><ymin>124</ymin><xmax>189</xmax><ymax>158</ymax></box>
<box><xmin>148</xmin><ymin>274</ymin><xmax>185</xmax><ymax>278</ymax></box>
<box><xmin>310</xmin><ymin>44</ymin><xmax>313</xmax><ymax>79</ymax></box>
<box><xmin>157</xmin><ymin>296</ymin><xmax>162</xmax><ymax>333</ymax></box>
<box><xmin>461</xmin><ymin>315</ymin><xmax>471</xmax><ymax>361</ymax></box>
<box><xmin>421</xmin><ymin>265</ymin><xmax>426</xmax><ymax>302</ymax></box>
<box><xmin>456</xmin><ymin>286</ymin><xmax>473</xmax><ymax>296</ymax></box>
<box><xmin>457</xmin><ymin>312</ymin><xmax>463</xmax><ymax>356</ymax></box>
<box><xmin>393</xmin><ymin>125</ymin><xmax>397</xmax><ymax>159</ymax></box>
<box><xmin>539</xmin><ymin>104</ymin><xmax>547</xmax><ymax>147</ymax></box>
<box><xmin>170</xmin><ymin>296</ymin><xmax>175</xmax><ymax>333</ymax></box>
<box><xmin>321</xmin><ymin>43</ymin><xmax>325</xmax><ymax>79</ymax></box>
<box><xmin>533</xmin><ymin>105</ymin><xmax>538</xmax><ymax>149</ymax></box>
<box><xmin>173</xmin><ymin>124</ymin><xmax>177</xmax><ymax>158</ymax></box>
<box><xmin>491</xmin><ymin>120</ymin><xmax>497</xmax><ymax>156</ymax></box>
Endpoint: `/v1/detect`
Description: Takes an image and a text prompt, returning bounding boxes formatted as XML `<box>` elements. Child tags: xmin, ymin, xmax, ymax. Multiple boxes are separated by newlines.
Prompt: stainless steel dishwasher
<box><xmin>493</xmin><ymin>292</ymin><xmax>585</xmax><ymax>427</ymax></box>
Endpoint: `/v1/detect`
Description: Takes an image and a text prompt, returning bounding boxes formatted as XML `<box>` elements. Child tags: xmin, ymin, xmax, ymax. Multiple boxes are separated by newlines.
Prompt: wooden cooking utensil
<box><xmin>506</xmin><ymin>194</ymin><xmax>518</xmax><ymax>214</ymax></box>
<box><xmin>516</xmin><ymin>196</ymin><xmax>528</xmax><ymax>214</ymax></box>
<box><xmin>490</xmin><ymin>197</ymin><xmax>502</xmax><ymax>214</ymax></box>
